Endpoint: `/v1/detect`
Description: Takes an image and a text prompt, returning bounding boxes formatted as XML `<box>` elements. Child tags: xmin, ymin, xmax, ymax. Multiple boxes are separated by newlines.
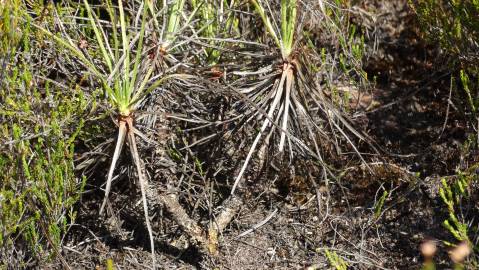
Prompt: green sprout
<box><xmin>191</xmin><ymin>0</ymin><xmax>240</xmax><ymax>65</ymax></box>
<box><xmin>147</xmin><ymin>0</ymin><xmax>194</xmax><ymax>55</ymax></box>
<box><xmin>251</xmin><ymin>0</ymin><xmax>296</xmax><ymax>60</ymax></box>
<box><xmin>164</xmin><ymin>0</ymin><xmax>186</xmax><ymax>48</ymax></box>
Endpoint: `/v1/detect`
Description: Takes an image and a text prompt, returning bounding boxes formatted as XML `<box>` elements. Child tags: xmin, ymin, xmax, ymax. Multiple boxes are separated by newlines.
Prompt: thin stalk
<box><xmin>33</xmin><ymin>23</ymin><xmax>102</xmax><ymax>78</ymax></box>
<box><xmin>279</xmin><ymin>65</ymin><xmax>293</xmax><ymax>151</ymax></box>
<box><xmin>127</xmin><ymin>118</ymin><xmax>156</xmax><ymax>269</ymax></box>
<box><xmin>106</xmin><ymin>0</ymin><xmax>120</xmax><ymax>62</ymax></box>
<box><xmin>165</xmin><ymin>0</ymin><xmax>185</xmax><ymax>45</ymax></box>
<box><xmin>130</xmin><ymin>73</ymin><xmax>183</xmax><ymax>108</ymax></box>
<box><xmin>146</xmin><ymin>0</ymin><xmax>161</xmax><ymax>32</ymax></box>
<box><xmin>100</xmin><ymin>120</ymin><xmax>127</xmax><ymax>215</ymax></box>
<box><xmin>83</xmin><ymin>0</ymin><xmax>113</xmax><ymax>72</ymax></box>
<box><xmin>250</xmin><ymin>0</ymin><xmax>281</xmax><ymax>49</ymax></box>
<box><xmin>129</xmin><ymin>2</ymin><xmax>148</xmax><ymax>95</ymax></box>
<box><xmin>118</xmin><ymin>0</ymin><xmax>131</xmax><ymax>108</ymax></box>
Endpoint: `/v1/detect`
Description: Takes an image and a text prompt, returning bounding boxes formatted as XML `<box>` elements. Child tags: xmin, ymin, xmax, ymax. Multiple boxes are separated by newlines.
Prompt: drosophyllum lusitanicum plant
<box><xmin>231</xmin><ymin>0</ymin><xmax>369</xmax><ymax>194</ymax></box>
<box><xmin>34</xmin><ymin>0</ymin><xmax>178</xmax><ymax>266</ymax></box>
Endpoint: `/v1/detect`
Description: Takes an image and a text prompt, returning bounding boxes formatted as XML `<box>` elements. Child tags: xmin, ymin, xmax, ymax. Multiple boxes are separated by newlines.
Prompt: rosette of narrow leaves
<box><xmin>33</xmin><ymin>1</ymin><xmax>173</xmax><ymax>267</ymax></box>
<box><xmin>230</xmin><ymin>0</ymin><xmax>368</xmax><ymax>194</ymax></box>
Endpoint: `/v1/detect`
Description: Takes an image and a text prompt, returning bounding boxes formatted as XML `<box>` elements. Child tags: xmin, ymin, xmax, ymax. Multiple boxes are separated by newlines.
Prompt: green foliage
<box><xmin>429</xmin><ymin>136</ymin><xmax>479</xmax><ymax>268</ymax></box>
<box><xmin>438</xmin><ymin>171</ymin><xmax>479</xmax><ymax>267</ymax></box>
<box><xmin>0</xmin><ymin>0</ymin><xmax>23</xmax><ymax>59</ymax></box>
<box><xmin>411</xmin><ymin>0</ymin><xmax>479</xmax><ymax>117</ymax></box>
<box><xmin>410</xmin><ymin>0</ymin><xmax>479</xmax><ymax>67</ymax></box>
<box><xmin>457</xmin><ymin>69</ymin><xmax>479</xmax><ymax>115</ymax></box>
<box><xmin>35</xmin><ymin>0</ymin><xmax>166</xmax><ymax>118</ymax></box>
<box><xmin>439</xmin><ymin>176</ymin><xmax>471</xmax><ymax>244</ymax></box>
<box><xmin>81</xmin><ymin>0</ymin><xmax>152</xmax><ymax>116</ymax></box>
<box><xmin>303</xmin><ymin>0</ymin><xmax>369</xmax><ymax>110</ymax></box>
<box><xmin>191</xmin><ymin>0</ymin><xmax>240</xmax><ymax>64</ymax></box>
<box><xmin>251</xmin><ymin>0</ymin><xmax>297</xmax><ymax>60</ymax></box>
<box><xmin>374</xmin><ymin>190</ymin><xmax>388</xmax><ymax>219</ymax></box>
<box><xmin>0</xmin><ymin>62</ymin><xmax>87</xmax><ymax>263</ymax></box>
<box><xmin>106</xmin><ymin>258</ymin><xmax>115</xmax><ymax>270</ymax></box>
<box><xmin>147</xmin><ymin>0</ymin><xmax>189</xmax><ymax>51</ymax></box>
<box><xmin>0</xmin><ymin>1</ymin><xmax>88</xmax><ymax>265</ymax></box>
<box><xmin>324</xmin><ymin>249</ymin><xmax>348</xmax><ymax>270</ymax></box>
<box><xmin>165</xmin><ymin>0</ymin><xmax>186</xmax><ymax>46</ymax></box>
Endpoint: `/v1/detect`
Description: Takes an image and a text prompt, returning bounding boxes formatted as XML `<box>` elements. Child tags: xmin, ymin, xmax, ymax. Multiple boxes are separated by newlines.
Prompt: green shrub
<box><xmin>0</xmin><ymin>1</ymin><xmax>88</xmax><ymax>266</ymax></box>
<box><xmin>410</xmin><ymin>0</ymin><xmax>479</xmax><ymax>67</ymax></box>
<box><xmin>437</xmin><ymin>171</ymin><xmax>478</xmax><ymax>268</ymax></box>
<box><xmin>436</xmin><ymin>137</ymin><xmax>479</xmax><ymax>267</ymax></box>
<box><xmin>410</xmin><ymin>1</ymin><xmax>479</xmax><ymax>116</ymax></box>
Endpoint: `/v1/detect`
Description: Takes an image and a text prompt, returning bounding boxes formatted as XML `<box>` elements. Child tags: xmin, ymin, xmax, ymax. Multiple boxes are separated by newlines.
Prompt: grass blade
<box><xmin>129</xmin><ymin>2</ymin><xmax>148</xmax><ymax>95</ymax></box>
<box><xmin>106</xmin><ymin>0</ymin><xmax>120</xmax><ymax>62</ymax></box>
<box><xmin>250</xmin><ymin>0</ymin><xmax>281</xmax><ymax>49</ymax></box>
<box><xmin>165</xmin><ymin>0</ymin><xmax>186</xmax><ymax>46</ymax></box>
<box><xmin>118</xmin><ymin>0</ymin><xmax>131</xmax><ymax>104</ymax></box>
<box><xmin>83</xmin><ymin>0</ymin><xmax>113</xmax><ymax>72</ymax></box>
<box><xmin>33</xmin><ymin>23</ymin><xmax>101</xmax><ymax>78</ymax></box>
<box><xmin>280</xmin><ymin>0</ymin><xmax>296</xmax><ymax>58</ymax></box>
